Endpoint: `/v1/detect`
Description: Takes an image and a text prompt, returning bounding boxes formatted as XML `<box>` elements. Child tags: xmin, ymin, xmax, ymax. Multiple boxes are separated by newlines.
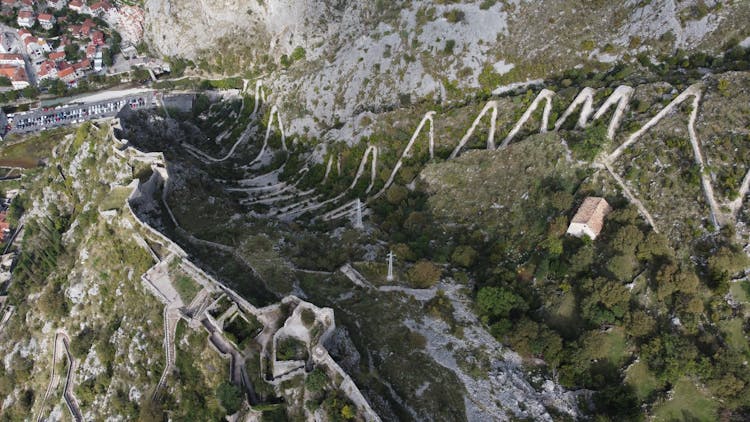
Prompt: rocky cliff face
<box><xmin>144</xmin><ymin>0</ymin><xmax>347</xmax><ymax>59</ymax></box>
<box><xmin>144</xmin><ymin>0</ymin><xmax>750</xmax><ymax>137</ymax></box>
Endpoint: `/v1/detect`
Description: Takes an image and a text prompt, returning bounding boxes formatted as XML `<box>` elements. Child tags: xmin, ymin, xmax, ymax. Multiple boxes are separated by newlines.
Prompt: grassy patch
<box><xmin>546</xmin><ymin>291</ymin><xmax>583</xmax><ymax>338</ymax></box>
<box><xmin>276</xmin><ymin>337</ymin><xmax>308</xmax><ymax>361</ymax></box>
<box><xmin>652</xmin><ymin>378</ymin><xmax>717</xmax><ymax>422</ymax></box>
<box><xmin>174</xmin><ymin>274</ymin><xmax>202</xmax><ymax>304</ymax></box>
<box><xmin>625</xmin><ymin>360</ymin><xmax>663</xmax><ymax>401</ymax></box>
<box><xmin>99</xmin><ymin>186</ymin><xmax>132</xmax><ymax>211</ymax></box>
<box><xmin>223</xmin><ymin>313</ymin><xmax>262</xmax><ymax>349</ymax></box>
<box><xmin>730</xmin><ymin>280</ymin><xmax>750</xmax><ymax>304</ymax></box>
<box><xmin>352</xmin><ymin>261</ymin><xmax>406</xmax><ymax>286</ymax></box>
<box><xmin>719</xmin><ymin>318</ymin><xmax>748</xmax><ymax>353</ymax></box>
<box><xmin>586</xmin><ymin>327</ymin><xmax>628</xmax><ymax>365</ymax></box>
<box><xmin>0</xmin><ymin>129</ymin><xmax>69</xmax><ymax>168</ymax></box>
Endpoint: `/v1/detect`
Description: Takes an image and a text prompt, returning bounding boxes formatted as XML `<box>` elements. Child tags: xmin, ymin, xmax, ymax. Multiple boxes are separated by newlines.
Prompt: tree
<box><xmin>592</xmin><ymin>384</ymin><xmax>641</xmax><ymax>421</ymax></box>
<box><xmin>655</xmin><ymin>262</ymin><xmax>699</xmax><ymax>302</ymax></box>
<box><xmin>385</xmin><ymin>184</ymin><xmax>408</xmax><ymax>205</ymax></box>
<box><xmin>451</xmin><ymin>245</ymin><xmax>477</xmax><ymax>268</ymax></box>
<box><xmin>305</xmin><ymin>367</ymin><xmax>328</xmax><ymax>393</ymax></box>
<box><xmin>21</xmin><ymin>85</ymin><xmax>39</xmax><ymax>99</ymax></box>
<box><xmin>626</xmin><ymin>310</ymin><xmax>655</xmax><ymax>338</ymax></box>
<box><xmin>610</xmin><ymin>225</ymin><xmax>643</xmax><ymax>255</ymax></box>
<box><xmin>506</xmin><ymin>318</ymin><xmax>563</xmax><ymax>366</ymax></box>
<box><xmin>407</xmin><ymin>260</ymin><xmax>442</xmax><ymax>288</ymax></box>
<box><xmin>707</xmin><ymin>246</ymin><xmax>749</xmax><ymax>288</ymax></box>
<box><xmin>581</xmin><ymin>277</ymin><xmax>630</xmax><ymax>325</ymax></box>
<box><xmin>607</xmin><ymin>253</ymin><xmax>638</xmax><ymax>281</ymax></box>
<box><xmin>340</xmin><ymin>405</ymin><xmax>355</xmax><ymax>420</ymax></box>
<box><xmin>568</xmin><ymin>244</ymin><xmax>594</xmax><ymax>274</ymax></box>
<box><xmin>216</xmin><ymin>382</ymin><xmax>243</xmax><ymax>414</ymax></box>
<box><xmin>476</xmin><ymin>286</ymin><xmax>527</xmax><ymax>321</ymax></box>
<box><xmin>102</xmin><ymin>47</ymin><xmax>113</xmax><ymax>66</ymax></box>
<box><xmin>636</xmin><ymin>232</ymin><xmax>672</xmax><ymax>261</ymax></box>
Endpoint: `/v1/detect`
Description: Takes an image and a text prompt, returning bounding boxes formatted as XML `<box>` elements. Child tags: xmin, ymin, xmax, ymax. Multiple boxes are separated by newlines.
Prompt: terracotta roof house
<box><xmin>0</xmin><ymin>53</ymin><xmax>24</xmax><ymax>65</ymax></box>
<box><xmin>85</xmin><ymin>43</ymin><xmax>95</xmax><ymax>58</ymax></box>
<box><xmin>566</xmin><ymin>197</ymin><xmax>612</xmax><ymax>240</ymax></box>
<box><xmin>17</xmin><ymin>10</ymin><xmax>35</xmax><ymax>28</ymax></box>
<box><xmin>68</xmin><ymin>0</ymin><xmax>83</xmax><ymax>12</ymax></box>
<box><xmin>90</xmin><ymin>0</ymin><xmax>112</xmax><ymax>14</ymax></box>
<box><xmin>0</xmin><ymin>64</ymin><xmax>29</xmax><ymax>89</ymax></box>
<box><xmin>37</xmin><ymin>59</ymin><xmax>57</xmax><ymax>79</ymax></box>
<box><xmin>72</xmin><ymin>58</ymin><xmax>89</xmax><ymax>72</ymax></box>
<box><xmin>57</xmin><ymin>66</ymin><xmax>75</xmax><ymax>83</ymax></box>
<box><xmin>38</xmin><ymin>13</ymin><xmax>55</xmax><ymax>29</ymax></box>
<box><xmin>91</xmin><ymin>30</ymin><xmax>104</xmax><ymax>45</ymax></box>
<box><xmin>17</xmin><ymin>28</ymin><xmax>31</xmax><ymax>39</ymax></box>
<box><xmin>49</xmin><ymin>50</ymin><xmax>66</xmax><ymax>61</ymax></box>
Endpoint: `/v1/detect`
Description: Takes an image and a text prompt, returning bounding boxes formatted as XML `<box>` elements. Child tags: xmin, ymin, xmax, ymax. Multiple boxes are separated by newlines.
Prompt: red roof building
<box><xmin>566</xmin><ymin>197</ymin><xmax>612</xmax><ymax>240</ymax></box>
<box><xmin>37</xmin><ymin>60</ymin><xmax>57</xmax><ymax>79</ymax></box>
<box><xmin>68</xmin><ymin>0</ymin><xmax>83</xmax><ymax>11</ymax></box>
<box><xmin>0</xmin><ymin>64</ymin><xmax>29</xmax><ymax>89</ymax></box>
<box><xmin>57</xmin><ymin>66</ymin><xmax>75</xmax><ymax>82</ymax></box>
<box><xmin>49</xmin><ymin>50</ymin><xmax>66</xmax><ymax>61</ymax></box>
<box><xmin>0</xmin><ymin>53</ymin><xmax>24</xmax><ymax>65</ymax></box>
<box><xmin>17</xmin><ymin>28</ymin><xmax>31</xmax><ymax>39</ymax></box>
<box><xmin>38</xmin><ymin>13</ymin><xmax>55</xmax><ymax>29</ymax></box>
<box><xmin>72</xmin><ymin>58</ymin><xmax>90</xmax><ymax>70</ymax></box>
<box><xmin>89</xmin><ymin>0</ymin><xmax>112</xmax><ymax>13</ymax></box>
<box><xmin>91</xmin><ymin>30</ymin><xmax>104</xmax><ymax>46</ymax></box>
<box><xmin>17</xmin><ymin>10</ymin><xmax>35</xmax><ymax>28</ymax></box>
<box><xmin>0</xmin><ymin>0</ymin><xmax>16</xmax><ymax>6</ymax></box>
<box><xmin>85</xmin><ymin>43</ymin><xmax>95</xmax><ymax>58</ymax></box>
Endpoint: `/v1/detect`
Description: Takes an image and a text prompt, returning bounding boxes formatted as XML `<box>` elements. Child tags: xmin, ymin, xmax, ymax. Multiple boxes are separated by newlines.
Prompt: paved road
<box><xmin>6</xmin><ymin>91</ymin><xmax>156</xmax><ymax>135</ymax></box>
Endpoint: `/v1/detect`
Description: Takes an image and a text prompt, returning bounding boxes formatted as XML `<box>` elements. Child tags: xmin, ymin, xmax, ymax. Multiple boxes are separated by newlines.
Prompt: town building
<box><xmin>117</xmin><ymin>5</ymin><xmax>145</xmax><ymax>44</ymax></box>
<box><xmin>57</xmin><ymin>66</ymin><xmax>75</xmax><ymax>83</ymax></box>
<box><xmin>49</xmin><ymin>50</ymin><xmax>66</xmax><ymax>61</ymax></box>
<box><xmin>17</xmin><ymin>28</ymin><xmax>31</xmax><ymax>40</ymax></box>
<box><xmin>93</xmin><ymin>49</ymin><xmax>102</xmax><ymax>71</ymax></box>
<box><xmin>0</xmin><ymin>33</ymin><xmax>13</xmax><ymax>54</ymax></box>
<box><xmin>0</xmin><ymin>65</ymin><xmax>29</xmax><ymax>89</ymax></box>
<box><xmin>68</xmin><ymin>0</ymin><xmax>83</xmax><ymax>12</ymax></box>
<box><xmin>38</xmin><ymin>13</ymin><xmax>55</xmax><ymax>30</ymax></box>
<box><xmin>37</xmin><ymin>59</ymin><xmax>57</xmax><ymax>80</ymax></box>
<box><xmin>566</xmin><ymin>197</ymin><xmax>612</xmax><ymax>240</ymax></box>
<box><xmin>47</xmin><ymin>0</ymin><xmax>67</xmax><ymax>10</ymax></box>
<box><xmin>0</xmin><ymin>53</ymin><xmax>24</xmax><ymax>66</ymax></box>
<box><xmin>16</xmin><ymin>10</ymin><xmax>35</xmax><ymax>28</ymax></box>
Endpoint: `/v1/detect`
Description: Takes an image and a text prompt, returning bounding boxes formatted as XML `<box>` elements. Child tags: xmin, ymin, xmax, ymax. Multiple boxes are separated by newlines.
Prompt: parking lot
<box><xmin>5</xmin><ymin>92</ymin><xmax>156</xmax><ymax>135</ymax></box>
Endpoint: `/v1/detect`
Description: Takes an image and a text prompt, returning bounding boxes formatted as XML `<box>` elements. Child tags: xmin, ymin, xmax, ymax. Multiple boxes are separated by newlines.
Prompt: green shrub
<box><xmin>443</xmin><ymin>9</ymin><xmax>465</xmax><ymax>23</ymax></box>
<box><xmin>217</xmin><ymin>382</ymin><xmax>244</xmax><ymax>414</ymax></box>
<box><xmin>407</xmin><ymin>260</ymin><xmax>443</xmax><ymax>288</ymax></box>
